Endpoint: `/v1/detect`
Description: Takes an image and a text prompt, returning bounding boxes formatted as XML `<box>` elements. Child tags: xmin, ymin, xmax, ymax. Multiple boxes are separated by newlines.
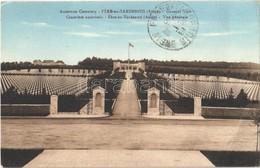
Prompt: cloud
<box><xmin>65</xmin><ymin>30</ymin><xmax>138</xmax><ymax>38</ymax></box>
<box><xmin>22</xmin><ymin>21</ymin><xmax>52</xmax><ymax>27</ymax></box>
<box><xmin>130</xmin><ymin>20</ymin><xmax>148</xmax><ymax>25</ymax></box>
<box><xmin>80</xmin><ymin>25</ymin><xmax>92</xmax><ymax>28</ymax></box>
<box><xmin>131</xmin><ymin>38</ymin><xmax>151</xmax><ymax>43</ymax></box>
<box><xmin>200</xmin><ymin>31</ymin><xmax>247</xmax><ymax>37</ymax></box>
<box><xmin>105</xmin><ymin>31</ymin><xmax>136</xmax><ymax>35</ymax></box>
<box><xmin>65</xmin><ymin>32</ymin><xmax>107</xmax><ymax>37</ymax></box>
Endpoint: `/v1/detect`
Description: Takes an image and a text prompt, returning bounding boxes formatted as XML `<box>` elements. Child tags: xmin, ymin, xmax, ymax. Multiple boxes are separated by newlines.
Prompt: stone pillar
<box><xmin>93</xmin><ymin>86</ymin><xmax>105</xmax><ymax>115</ymax></box>
<box><xmin>194</xmin><ymin>97</ymin><xmax>202</xmax><ymax>116</ymax></box>
<box><xmin>113</xmin><ymin>61</ymin><xmax>120</xmax><ymax>71</ymax></box>
<box><xmin>138</xmin><ymin>62</ymin><xmax>145</xmax><ymax>72</ymax></box>
<box><xmin>50</xmin><ymin>95</ymin><xmax>58</xmax><ymax>115</ymax></box>
<box><xmin>147</xmin><ymin>87</ymin><xmax>160</xmax><ymax>116</ymax></box>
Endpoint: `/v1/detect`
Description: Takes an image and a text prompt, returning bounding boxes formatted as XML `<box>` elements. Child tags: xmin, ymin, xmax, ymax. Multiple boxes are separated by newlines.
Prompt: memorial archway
<box><xmin>150</xmin><ymin>93</ymin><xmax>157</xmax><ymax>108</ymax></box>
<box><xmin>95</xmin><ymin>93</ymin><xmax>101</xmax><ymax>107</ymax></box>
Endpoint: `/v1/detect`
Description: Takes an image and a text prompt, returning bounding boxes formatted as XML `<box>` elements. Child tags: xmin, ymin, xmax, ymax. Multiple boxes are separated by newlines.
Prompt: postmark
<box><xmin>147</xmin><ymin>1</ymin><xmax>199</xmax><ymax>50</ymax></box>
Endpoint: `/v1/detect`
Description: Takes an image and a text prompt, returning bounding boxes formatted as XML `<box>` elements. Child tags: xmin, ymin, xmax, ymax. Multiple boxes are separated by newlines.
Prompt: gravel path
<box><xmin>1</xmin><ymin>118</ymin><xmax>256</xmax><ymax>151</ymax></box>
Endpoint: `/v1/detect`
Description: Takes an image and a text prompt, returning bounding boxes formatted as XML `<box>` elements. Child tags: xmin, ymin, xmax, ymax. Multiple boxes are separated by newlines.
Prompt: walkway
<box><xmin>112</xmin><ymin>71</ymin><xmax>141</xmax><ymax>118</ymax></box>
<box><xmin>24</xmin><ymin>150</ymin><xmax>214</xmax><ymax>167</ymax></box>
<box><xmin>47</xmin><ymin>113</ymin><xmax>109</xmax><ymax>118</ymax></box>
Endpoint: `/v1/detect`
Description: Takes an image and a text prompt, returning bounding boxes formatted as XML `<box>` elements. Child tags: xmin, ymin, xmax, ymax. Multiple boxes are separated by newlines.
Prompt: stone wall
<box><xmin>159</xmin><ymin>100</ymin><xmax>174</xmax><ymax>116</ymax></box>
<box><xmin>202</xmin><ymin>107</ymin><xmax>258</xmax><ymax>119</ymax></box>
<box><xmin>79</xmin><ymin>99</ymin><xmax>93</xmax><ymax>114</ymax></box>
<box><xmin>1</xmin><ymin>104</ymin><xmax>50</xmax><ymax>116</ymax></box>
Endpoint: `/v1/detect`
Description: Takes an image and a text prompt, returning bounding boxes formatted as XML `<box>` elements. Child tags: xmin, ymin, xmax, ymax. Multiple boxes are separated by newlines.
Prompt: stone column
<box><xmin>113</xmin><ymin>61</ymin><xmax>120</xmax><ymax>71</ymax></box>
<box><xmin>147</xmin><ymin>87</ymin><xmax>160</xmax><ymax>116</ymax></box>
<box><xmin>93</xmin><ymin>86</ymin><xmax>105</xmax><ymax>115</ymax></box>
<box><xmin>138</xmin><ymin>62</ymin><xmax>145</xmax><ymax>72</ymax></box>
<box><xmin>194</xmin><ymin>97</ymin><xmax>202</xmax><ymax>116</ymax></box>
<box><xmin>50</xmin><ymin>95</ymin><xmax>58</xmax><ymax>115</ymax></box>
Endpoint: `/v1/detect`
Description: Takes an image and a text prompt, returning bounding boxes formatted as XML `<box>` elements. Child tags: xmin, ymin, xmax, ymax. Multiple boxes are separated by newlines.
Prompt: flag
<box><xmin>129</xmin><ymin>43</ymin><xmax>134</xmax><ymax>47</ymax></box>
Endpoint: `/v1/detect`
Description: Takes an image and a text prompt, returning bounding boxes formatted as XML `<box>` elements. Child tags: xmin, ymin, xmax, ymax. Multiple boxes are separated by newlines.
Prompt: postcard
<box><xmin>1</xmin><ymin>1</ymin><xmax>260</xmax><ymax>167</ymax></box>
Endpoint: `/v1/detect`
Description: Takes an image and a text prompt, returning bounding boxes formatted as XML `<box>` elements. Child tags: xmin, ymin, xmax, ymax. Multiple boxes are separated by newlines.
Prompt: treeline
<box><xmin>1</xmin><ymin>61</ymin><xmax>73</xmax><ymax>71</ymax></box>
<box><xmin>3</xmin><ymin>58</ymin><xmax>260</xmax><ymax>70</ymax></box>
<box><xmin>1</xmin><ymin>61</ymin><xmax>33</xmax><ymax>70</ymax></box>
<box><xmin>141</xmin><ymin>59</ymin><xmax>260</xmax><ymax>69</ymax></box>
<box><xmin>143</xmin><ymin>59</ymin><xmax>260</xmax><ymax>81</ymax></box>
<box><xmin>146</xmin><ymin>66</ymin><xmax>260</xmax><ymax>81</ymax></box>
<box><xmin>1</xmin><ymin>57</ymin><xmax>116</xmax><ymax>71</ymax></box>
<box><xmin>77</xmin><ymin>57</ymin><xmax>115</xmax><ymax>70</ymax></box>
<box><xmin>2</xmin><ymin>57</ymin><xmax>260</xmax><ymax>81</ymax></box>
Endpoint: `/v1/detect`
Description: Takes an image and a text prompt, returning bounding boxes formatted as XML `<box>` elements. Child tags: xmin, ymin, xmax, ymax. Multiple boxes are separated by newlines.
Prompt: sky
<box><xmin>1</xmin><ymin>1</ymin><xmax>259</xmax><ymax>65</ymax></box>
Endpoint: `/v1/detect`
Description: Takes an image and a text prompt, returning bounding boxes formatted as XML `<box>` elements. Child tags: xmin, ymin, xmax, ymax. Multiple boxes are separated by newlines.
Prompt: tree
<box><xmin>250</xmin><ymin>103</ymin><xmax>260</xmax><ymax>166</ymax></box>
<box><xmin>254</xmin><ymin>111</ymin><xmax>260</xmax><ymax>152</ymax></box>
<box><xmin>227</xmin><ymin>88</ymin><xmax>235</xmax><ymax>106</ymax></box>
<box><xmin>7</xmin><ymin>85</ymin><xmax>16</xmax><ymax>94</ymax></box>
<box><xmin>228</xmin><ymin>88</ymin><xmax>234</xmax><ymax>100</ymax></box>
<box><xmin>236</xmin><ymin>89</ymin><xmax>248</xmax><ymax>107</ymax></box>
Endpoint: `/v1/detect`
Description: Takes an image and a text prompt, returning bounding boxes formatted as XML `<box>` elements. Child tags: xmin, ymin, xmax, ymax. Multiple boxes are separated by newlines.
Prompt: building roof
<box><xmin>42</xmin><ymin>60</ymin><xmax>55</xmax><ymax>63</ymax></box>
<box><xmin>33</xmin><ymin>60</ymin><xmax>42</xmax><ymax>63</ymax></box>
<box><xmin>56</xmin><ymin>60</ymin><xmax>65</xmax><ymax>64</ymax></box>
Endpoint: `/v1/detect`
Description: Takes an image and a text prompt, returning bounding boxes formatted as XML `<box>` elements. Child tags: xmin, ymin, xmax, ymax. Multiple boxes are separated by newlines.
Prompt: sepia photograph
<box><xmin>1</xmin><ymin>0</ymin><xmax>260</xmax><ymax>167</ymax></box>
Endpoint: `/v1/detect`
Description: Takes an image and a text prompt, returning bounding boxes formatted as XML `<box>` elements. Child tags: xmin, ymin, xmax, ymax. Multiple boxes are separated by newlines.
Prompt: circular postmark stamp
<box><xmin>147</xmin><ymin>1</ymin><xmax>199</xmax><ymax>50</ymax></box>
